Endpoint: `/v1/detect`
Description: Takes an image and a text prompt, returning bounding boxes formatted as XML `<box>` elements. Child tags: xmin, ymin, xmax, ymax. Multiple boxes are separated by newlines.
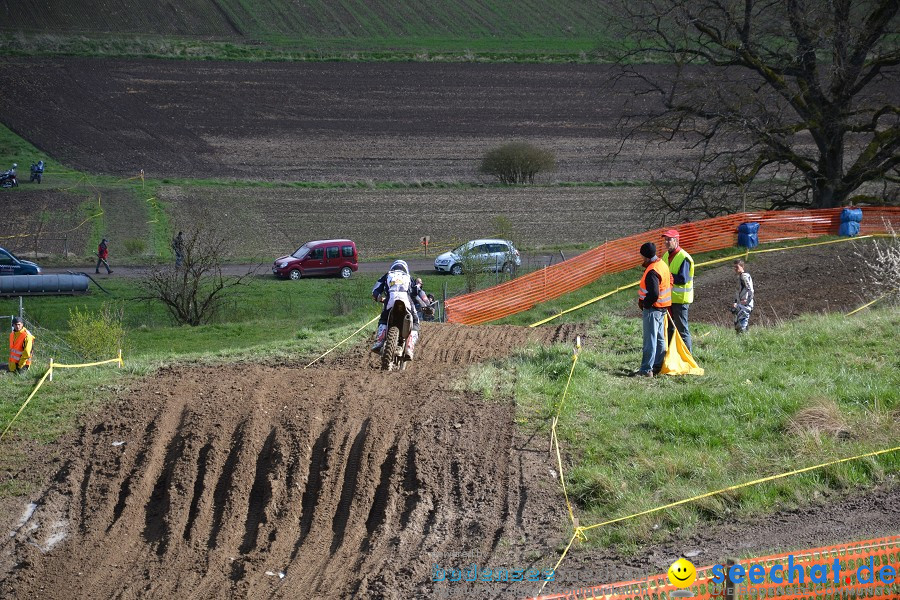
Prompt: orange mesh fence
<box><xmin>528</xmin><ymin>535</ymin><xmax>900</xmax><ymax>600</ymax></box>
<box><xmin>446</xmin><ymin>207</ymin><xmax>900</xmax><ymax>325</ymax></box>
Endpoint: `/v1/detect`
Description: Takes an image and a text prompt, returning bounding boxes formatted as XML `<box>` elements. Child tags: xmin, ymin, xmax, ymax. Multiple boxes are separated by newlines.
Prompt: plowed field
<box><xmin>0</xmin><ymin>57</ymin><xmax>689</xmax><ymax>183</ymax></box>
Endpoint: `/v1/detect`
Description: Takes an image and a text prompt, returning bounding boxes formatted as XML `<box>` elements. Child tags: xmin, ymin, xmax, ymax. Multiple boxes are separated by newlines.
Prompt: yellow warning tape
<box><xmin>51</xmin><ymin>357</ymin><xmax>124</xmax><ymax>369</ymax></box>
<box><xmin>530</xmin><ymin>235</ymin><xmax>876</xmax><ymax>327</ymax></box>
<box><xmin>363</xmin><ymin>238</ymin><xmax>462</xmax><ymax>262</ymax></box>
<box><xmin>550</xmin><ymin>347</ymin><xmax>581</xmax><ymax>529</ymax></box>
<box><xmin>578</xmin><ymin>444</ymin><xmax>900</xmax><ymax>535</ymax></box>
<box><xmin>846</xmin><ymin>287</ymin><xmax>898</xmax><ymax>316</ymax></box>
<box><xmin>303</xmin><ymin>314</ymin><xmax>380</xmax><ymax>369</ymax></box>
<box><xmin>0</xmin><ymin>352</ymin><xmax>124</xmax><ymax>443</ymax></box>
<box><xmin>0</xmin><ymin>194</ymin><xmax>105</xmax><ymax>240</ymax></box>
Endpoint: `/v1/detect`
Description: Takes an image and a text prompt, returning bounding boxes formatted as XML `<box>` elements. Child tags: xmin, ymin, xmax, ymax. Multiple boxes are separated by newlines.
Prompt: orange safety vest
<box><xmin>9</xmin><ymin>329</ymin><xmax>34</xmax><ymax>367</ymax></box>
<box><xmin>639</xmin><ymin>259</ymin><xmax>673</xmax><ymax>308</ymax></box>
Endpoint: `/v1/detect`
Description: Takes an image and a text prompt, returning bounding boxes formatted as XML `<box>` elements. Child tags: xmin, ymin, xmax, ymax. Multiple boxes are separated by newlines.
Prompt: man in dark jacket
<box><xmin>95</xmin><ymin>239</ymin><xmax>112</xmax><ymax>274</ymax></box>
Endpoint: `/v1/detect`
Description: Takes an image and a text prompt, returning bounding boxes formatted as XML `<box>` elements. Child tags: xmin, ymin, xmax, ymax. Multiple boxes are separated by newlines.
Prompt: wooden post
<box><xmin>49</xmin><ymin>358</ymin><xmax>53</xmax><ymax>382</ymax></box>
<box><xmin>441</xmin><ymin>281</ymin><xmax>447</xmax><ymax>323</ymax></box>
<box><xmin>724</xmin><ymin>558</ymin><xmax>739</xmax><ymax>600</ymax></box>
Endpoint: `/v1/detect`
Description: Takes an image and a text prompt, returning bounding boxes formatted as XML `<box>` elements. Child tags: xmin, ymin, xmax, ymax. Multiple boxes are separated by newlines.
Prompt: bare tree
<box><xmin>609</xmin><ymin>0</ymin><xmax>899</xmax><ymax>218</ymax></box>
<box><xmin>137</xmin><ymin>227</ymin><xmax>255</xmax><ymax>326</ymax></box>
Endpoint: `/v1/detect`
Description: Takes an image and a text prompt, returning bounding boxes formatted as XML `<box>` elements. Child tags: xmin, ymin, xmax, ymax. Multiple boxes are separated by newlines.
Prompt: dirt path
<box><xmin>0</xmin><ymin>323</ymin><xmax>582</xmax><ymax>600</ymax></box>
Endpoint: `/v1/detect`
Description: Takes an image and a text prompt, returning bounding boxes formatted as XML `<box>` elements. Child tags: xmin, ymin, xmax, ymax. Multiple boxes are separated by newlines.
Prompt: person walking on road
<box><xmin>8</xmin><ymin>316</ymin><xmax>34</xmax><ymax>374</ymax></box>
<box><xmin>661</xmin><ymin>229</ymin><xmax>694</xmax><ymax>352</ymax></box>
<box><xmin>172</xmin><ymin>231</ymin><xmax>185</xmax><ymax>267</ymax></box>
<box><xmin>634</xmin><ymin>242</ymin><xmax>672</xmax><ymax>377</ymax></box>
<box><xmin>732</xmin><ymin>259</ymin><xmax>754</xmax><ymax>333</ymax></box>
<box><xmin>95</xmin><ymin>238</ymin><xmax>113</xmax><ymax>274</ymax></box>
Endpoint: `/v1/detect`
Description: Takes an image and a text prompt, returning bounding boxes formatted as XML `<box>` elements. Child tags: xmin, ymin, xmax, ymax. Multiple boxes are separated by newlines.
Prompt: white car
<box><xmin>434</xmin><ymin>239</ymin><xmax>521</xmax><ymax>275</ymax></box>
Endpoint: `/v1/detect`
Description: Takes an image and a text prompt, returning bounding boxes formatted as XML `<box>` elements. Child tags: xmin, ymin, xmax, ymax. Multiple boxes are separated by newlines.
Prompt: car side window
<box><xmin>0</xmin><ymin>252</ymin><xmax>13</xmax><ymax>265</ymax></box>
<box><xmin>326</xmin><ymin>246</ymin><xmax>339</xmax><ymax>259</ymax></box>
<box><xmin>488</xmin><ymin>243</ymin><xmax>508</xmax><ymax>253</ymax></box>
<box><xmin>310</xmin><ymin>248</ymin><xmax>324</xmax><ymax>259</ymax></box>
<box><xmin>341</xmin><ymin>245</ymin><xmax>354</xmax><ymax>257</ymax></box>
<box><xmin>472</xmin><ymin>244</ymin><xmax>491</xmax><ymax>254</ymax></box>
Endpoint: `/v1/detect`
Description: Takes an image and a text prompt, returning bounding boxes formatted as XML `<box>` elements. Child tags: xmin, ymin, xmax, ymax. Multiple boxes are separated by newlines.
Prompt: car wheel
<box><xmin>450</xmin><ymin>263</ymin><xmax>463</xmax><ymax>276</ymax></box>
<box><xmin>289</xmin><ymin>269</ymin><xmax>301</xmax><ymax>280</ymax></box>
<box><xmin>339</xmin><ymin>266</ymin><xmax>353</xmax><ymax>279</ymax></box>
<box><xmin>501</xmin><ymin>262</ymin><xmax>511</xmax><ymax>274</ymax></box>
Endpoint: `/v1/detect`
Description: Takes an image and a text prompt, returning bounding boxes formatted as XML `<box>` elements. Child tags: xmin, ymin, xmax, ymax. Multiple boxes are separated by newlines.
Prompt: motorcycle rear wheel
<box><xmin>381</xmin><ymin>326</ymin><xmax>400</xmax><ymax>371</ymax></box>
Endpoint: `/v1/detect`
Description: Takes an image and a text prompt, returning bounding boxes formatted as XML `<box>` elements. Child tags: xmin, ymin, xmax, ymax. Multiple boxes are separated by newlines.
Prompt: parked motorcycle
<box><xmin>380</xmin><ymin>295</ymin><xmax>419</xmax><ymax>371</ymax></box>
<box><xmin>0</xmin><ymin>164</ymin><xmax>17</xmax><ymax>189</ymax></box>
<box><xmin>30</xmin><ymin>160</ymin><xmax>44</xmax><ymax>183</ymax></box>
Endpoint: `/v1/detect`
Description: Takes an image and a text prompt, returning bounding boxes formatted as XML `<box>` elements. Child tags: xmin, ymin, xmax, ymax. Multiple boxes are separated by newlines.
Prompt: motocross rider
<box><xmin>371</xmin><ymin>260</ymin><xmax>420</xmax><ymax>353</ymax></box>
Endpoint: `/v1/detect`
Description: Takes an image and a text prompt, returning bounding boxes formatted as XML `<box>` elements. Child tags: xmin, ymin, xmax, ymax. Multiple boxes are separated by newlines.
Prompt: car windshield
<box><xmin>291</xmin><ymin>245</ymin><xmax>310</xmax><ymax>259</ymax></box>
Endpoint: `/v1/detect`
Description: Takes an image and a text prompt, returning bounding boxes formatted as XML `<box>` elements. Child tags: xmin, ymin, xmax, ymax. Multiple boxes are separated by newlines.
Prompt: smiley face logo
<box><xmin>668</xmin><ymin>557</ymin><xmax>697</xmax><ymax>588</ymax></box>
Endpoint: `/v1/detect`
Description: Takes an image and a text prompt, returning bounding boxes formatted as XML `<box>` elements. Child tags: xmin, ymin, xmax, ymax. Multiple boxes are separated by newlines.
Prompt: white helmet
<box><xmin>389</xmin><ymin>260</ymin><xmax>409</xmax><ymax>274</ymax></box>
<box><xmin>11</xmin><ymin>163</ymin><xmax>16</xmax><ymax>168</ymax></box>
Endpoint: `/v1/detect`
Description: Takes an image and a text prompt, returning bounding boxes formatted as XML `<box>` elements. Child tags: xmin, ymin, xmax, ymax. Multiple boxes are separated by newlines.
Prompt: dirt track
<box><xmin>2</xmin><ymin>319</ymin><xmax>897</xmax><ymax>599</ymax></box>
<box><xmin>0</xmin><ymin>323</ymin><xmax>582</xmax><ymax>600</ymax></box>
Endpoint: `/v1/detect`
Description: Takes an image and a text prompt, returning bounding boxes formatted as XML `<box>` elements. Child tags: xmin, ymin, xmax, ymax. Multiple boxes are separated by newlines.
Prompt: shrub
<box><xmin>479</xmin><ymin>142</ymin><xmax>556</xmax><ymax>185</ymax></box>
<box><xmin>122</xmin><ymin>238</ymin><xmax>147</xmax><ymax>256</ymax></box>
<box><xmin>66</xmin><ymin>304</ymin><xmax>127</xmax><ymax>360</ymax></box>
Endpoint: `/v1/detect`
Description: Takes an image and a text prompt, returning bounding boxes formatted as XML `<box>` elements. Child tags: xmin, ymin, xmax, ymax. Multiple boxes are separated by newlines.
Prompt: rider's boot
<box><xmin>403</xmin><ymin>329</ymin><xmax>419</xmax><ymax>360</ymax></box>
<box><xmin>371</xmin><ymin>324</ymin><xmax>387</xmax><ymax>352</ymax></box>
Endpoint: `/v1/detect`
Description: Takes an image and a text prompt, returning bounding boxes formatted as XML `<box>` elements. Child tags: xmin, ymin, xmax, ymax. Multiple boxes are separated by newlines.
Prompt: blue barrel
<box><xmin>0</xmin><ymin>274</ymin><xmax>90</xmax><ymax>297</ymax></box>
<box><xmin>737</xmin><ymin>222</ymin><xmax>760</xmax><ymax>249</ymax></box>
<box><xmin>839</xmin><ymin>207</ymin><xmax>862</xmax><ymax>237</ymax></box>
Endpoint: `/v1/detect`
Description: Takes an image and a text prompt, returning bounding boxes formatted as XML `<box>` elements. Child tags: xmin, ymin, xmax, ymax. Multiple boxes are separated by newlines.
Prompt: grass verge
<box><xmin>465</xmin><ymin>308</ymin><xmax>900</xmax><ymax>549</ymax></box>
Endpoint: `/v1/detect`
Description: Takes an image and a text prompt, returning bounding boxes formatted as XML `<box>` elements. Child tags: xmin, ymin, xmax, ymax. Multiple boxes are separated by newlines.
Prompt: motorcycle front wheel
<box><xmin>381</xmin><ymin>326</ymin><xmax>400</xmax><ymax>371</ymax></box>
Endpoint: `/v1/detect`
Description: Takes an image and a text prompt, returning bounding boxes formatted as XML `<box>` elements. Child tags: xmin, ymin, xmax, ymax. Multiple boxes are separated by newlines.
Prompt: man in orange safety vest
<box><xmin>634</xmin><ymin>242</ymin><xmax>672</xmax><ymax>377</ymax></box>
<box><xmin>9</xmin><ymin>316</ymin><xmax>35</xmax><ymax>374</ymax></box>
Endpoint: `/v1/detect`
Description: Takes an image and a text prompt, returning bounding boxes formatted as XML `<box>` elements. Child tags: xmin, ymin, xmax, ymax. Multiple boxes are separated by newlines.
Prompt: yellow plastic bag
<box><xmin>660</xmin><ymin>313</ymin><xmax>704</xmax><ymax>376</ymax></box>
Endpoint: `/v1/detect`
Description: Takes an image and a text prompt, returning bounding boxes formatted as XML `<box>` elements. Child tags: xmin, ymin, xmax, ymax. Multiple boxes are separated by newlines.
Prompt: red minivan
<box><xmin>273</xmin><ymin>239</ymin><xmax>358</xmax><ymax>280</ymax></box>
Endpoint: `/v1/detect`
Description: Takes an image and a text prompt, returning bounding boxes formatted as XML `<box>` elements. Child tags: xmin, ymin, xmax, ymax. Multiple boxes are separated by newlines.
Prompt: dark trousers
<box><xmin>96</xmin><ymin>257</ymin><xmax>111</xmax><ymax>273</ymax></box>
<box><xmin>667</xmin><ymin>303</ymin><xmax>692</xmax><ymax>353</ymax></box>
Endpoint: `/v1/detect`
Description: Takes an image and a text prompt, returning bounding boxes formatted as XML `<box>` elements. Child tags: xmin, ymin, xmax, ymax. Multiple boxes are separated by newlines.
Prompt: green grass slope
<box><xmin>0</xmin><ymin>0</ymin><xmax>616</xmax><ymax>60</ymax></box>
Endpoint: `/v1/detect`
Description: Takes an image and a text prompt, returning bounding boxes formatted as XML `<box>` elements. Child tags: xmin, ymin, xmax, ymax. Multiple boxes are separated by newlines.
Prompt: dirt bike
<box><xmin>380</xmin><ymin>295</ymin><xmax>419</xmax><ymax>371</ymax></box>
<box><xmin>0</xmin><ymin>166</ymin><xmax>18</xmax><ymax>189</ymax></box>
<box><xmin>30</xmin><ymin>161</ymin><xmax>44</xmax><ymax>183</ymax></box>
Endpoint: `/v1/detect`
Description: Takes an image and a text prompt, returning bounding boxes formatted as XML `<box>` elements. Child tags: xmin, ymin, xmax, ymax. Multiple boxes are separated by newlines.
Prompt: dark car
<box><xmin>273</xmin><ymin>239</ymin><xmax>358</xmax><ymax>280</ymax></box>
<box><xmin>0</xmin><ymin>247</ymin><xmax>41</xmax><ymax>275</ymax></box>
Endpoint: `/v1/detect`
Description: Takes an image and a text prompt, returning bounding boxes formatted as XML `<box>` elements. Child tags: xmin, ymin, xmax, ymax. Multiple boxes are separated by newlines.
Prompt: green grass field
<box><xmin>467</xmin><ymin>308</ymin><xmax>900</xmax><ymax>548</ymax></box>
<box><xmin>0</xmin><ymin>0</ymin><xmax>623</xmax><ymax>62</ymax></box>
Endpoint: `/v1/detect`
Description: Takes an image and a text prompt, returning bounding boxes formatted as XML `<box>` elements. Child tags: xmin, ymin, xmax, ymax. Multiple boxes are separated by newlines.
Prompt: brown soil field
<box><xmin>0</xmin><ymin>188</ymin><xmax>94</xmax><ymax>257</ymax></box>
<box><xmin>160</xmin><ymin>184</ymin><xmax>649</xmax><ymax>259</ymax></box>
<box><xmin>0</xmin><ymin>57</ymin><xmax>697</xmax><ymax>183</ymax></box>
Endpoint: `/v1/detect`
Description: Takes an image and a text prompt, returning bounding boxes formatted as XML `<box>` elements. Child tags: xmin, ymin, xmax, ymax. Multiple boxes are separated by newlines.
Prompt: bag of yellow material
<box><xmin>660</xmin><ymin>314</ymin><xmax>704</xmax><ymax>376</ymax></box>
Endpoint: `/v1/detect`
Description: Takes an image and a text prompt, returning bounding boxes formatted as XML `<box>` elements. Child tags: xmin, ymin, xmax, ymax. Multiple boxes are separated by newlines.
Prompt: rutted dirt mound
<box><xmin>0</xmin><ymin>323</ymin><xmax>583</xmax><ymax>600</ymax></box>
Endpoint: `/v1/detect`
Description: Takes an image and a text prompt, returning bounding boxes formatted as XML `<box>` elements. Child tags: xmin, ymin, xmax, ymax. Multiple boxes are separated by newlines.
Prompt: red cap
<box><xmin>662</xmin><ymin>229</ymin><xmax>680</xmax><ymax>239</ymax></box>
